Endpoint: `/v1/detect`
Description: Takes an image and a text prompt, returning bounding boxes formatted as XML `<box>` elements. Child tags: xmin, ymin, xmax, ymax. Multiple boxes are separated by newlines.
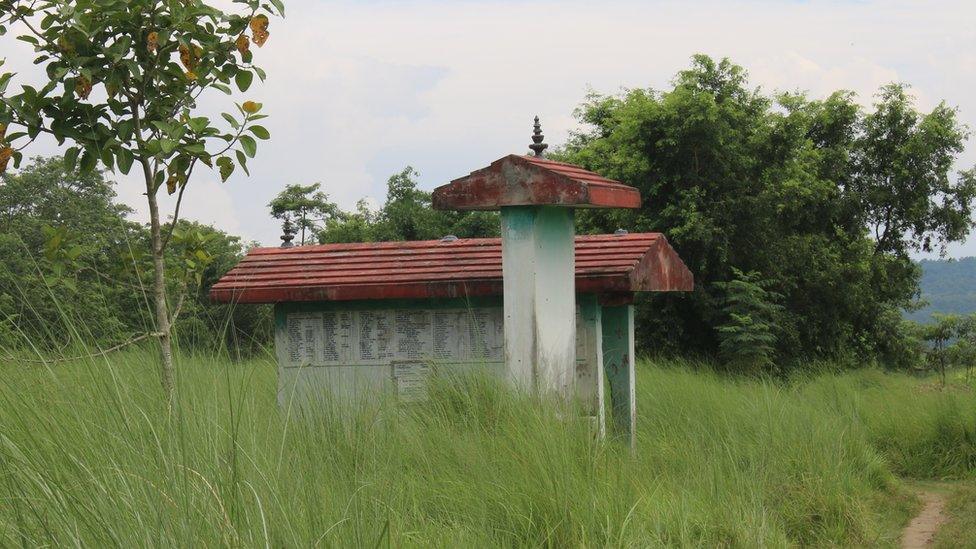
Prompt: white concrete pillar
<box><xmin>501</xmin><ymin>206</ymin><xmax>576</xmax><ymax>395</ymax></box>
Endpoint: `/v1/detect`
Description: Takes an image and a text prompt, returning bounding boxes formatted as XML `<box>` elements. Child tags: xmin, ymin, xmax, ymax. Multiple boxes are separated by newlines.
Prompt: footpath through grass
<box><xmin>0</xmin><ymin>351</ymin><xmax>974</xmax><ymax>546</ymax></box>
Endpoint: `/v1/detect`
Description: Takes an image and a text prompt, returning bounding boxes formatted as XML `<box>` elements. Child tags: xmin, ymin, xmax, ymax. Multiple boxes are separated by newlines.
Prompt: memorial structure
<box><xmin>210</xmin><ymin>119</ymin><xmax>693</xmax><ymax>441</ymax></box>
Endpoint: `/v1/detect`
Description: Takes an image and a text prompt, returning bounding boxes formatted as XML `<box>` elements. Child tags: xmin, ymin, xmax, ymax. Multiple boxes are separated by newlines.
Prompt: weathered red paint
<box><xmin>210</xmin><ymin>233</ymin><xmax>693</xmax><ymax>304</ymax></box>
<box><xmin>431</xmin><ymin>154</ymin><xmax>641</xmax><ymax>210</ymax></box>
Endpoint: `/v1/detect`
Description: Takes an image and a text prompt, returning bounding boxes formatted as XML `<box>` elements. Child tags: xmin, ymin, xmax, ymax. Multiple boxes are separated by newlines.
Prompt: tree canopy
<box><xmin>559</xmin><ymin>55</ymin><xmax>976</xmax><ymax>368</ymax></box>
<box><xmin>268</xmin><ymin>183</ymin><xmax>337</xmax><ymax>245</ymax></box>
<box><xmin>319</xmin><ymin>167</ymin><xmax>499</xmax><ymax>244</ymax></box>
<box><xmin>0</xmin><ymin>156</ymin><xmax>270</xmax><ymax>355</ymax></box>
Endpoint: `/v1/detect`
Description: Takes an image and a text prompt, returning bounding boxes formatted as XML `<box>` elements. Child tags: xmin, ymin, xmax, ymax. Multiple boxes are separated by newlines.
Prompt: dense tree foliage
<box><xmin>0</xmin><ymin>157</ymin><xmax>271</xmax><ymax>355</ymax></box>
<box><xmin>559</xmin><ymin>55</ymin><xmax>976</xmax><ymax>368</ymax></box>
<box><xmin>319</xmin><ymin>167</ymin><xmax>499</xmax><ymax>244</ymax></box>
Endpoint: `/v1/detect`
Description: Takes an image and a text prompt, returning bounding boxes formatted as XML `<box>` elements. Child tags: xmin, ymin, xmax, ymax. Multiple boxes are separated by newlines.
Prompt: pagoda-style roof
<box><xmin>209</xmin><ymin>233</ymin><xmax>692</xmax><ymax>304</ymax></box>
<box><xmin>432</xmin><ymin>154</ymin><xmax>641</xmax><ymax>211</ymax></box>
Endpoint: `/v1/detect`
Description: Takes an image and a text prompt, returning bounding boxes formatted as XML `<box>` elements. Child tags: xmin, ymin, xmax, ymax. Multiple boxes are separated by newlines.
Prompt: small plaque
<box><xmin>392</xmin><ymin>361</ymin><xmax>432</xmax><ymax>402</ymax></box>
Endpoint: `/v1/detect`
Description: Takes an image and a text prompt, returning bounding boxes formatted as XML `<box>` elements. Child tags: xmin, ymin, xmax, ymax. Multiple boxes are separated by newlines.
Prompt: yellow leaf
<box><xmin>249</xmin><ymin>14</ymin><xmax>269</xmax><ymax>33</ymax></box>
<box><xmin>242</xmin><ymin>101</ymin><xmax>260</xmax><ymax>114</ymax></box>
<box><xmin>179</xmin><ymin>44</ymin><xmax>201</xmax><ymax>71</ymax></box>
<box><xmin>235</xmin><ymin>34</ymin><xmax>250</xmax><ymax>56</ymax></box>
<box><xmin>166</xmin><ymin>175</ymin><xmax>178</xmax><ymax>195</ymax></box>
<box><xmin>57</xmin><ymin>35</ymin><xmax>74</xmax><ymax>54</ymax></box>
<box><xmin>0</xmin><ymin>147</ymin><xmax>12</xmax><ymax>174</ymax></box>
<box><xmin>250</xmin><ymin>14</ymin><xmax>270</xmax><ymax>47</ymax></box>
<box><xmin>184</xmin><ymin>71</ymin><xmax>197</xmax><ymax>81</ymax></box>
<box><xmin>0</xmin><ymin>124</ymin><xmax>6</xmax><ymax>141</ymax></box>
<box><xmin>75</xmin><ymin>76</ymin><xmax>92</xmax><ymax>99</ymax></box>
<box><xmin>147</xmin><ymin>31</ymin><xmax>159</xmax><ymax>53</ymax></box>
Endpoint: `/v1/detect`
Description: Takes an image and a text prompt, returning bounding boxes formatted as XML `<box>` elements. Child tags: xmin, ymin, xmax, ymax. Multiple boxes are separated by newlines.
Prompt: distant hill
<box><xmin>909</xmin><ymin>257</ymin><xmax>976</xmax><ymax>323</ymax></box>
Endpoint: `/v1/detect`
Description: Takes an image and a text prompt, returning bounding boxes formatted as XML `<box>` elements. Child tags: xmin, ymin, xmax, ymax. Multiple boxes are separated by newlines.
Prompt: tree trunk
<box><xmin>146</xmin><ymin>188</ymin><xmax>174</xmax><ymax>395</ymax></box>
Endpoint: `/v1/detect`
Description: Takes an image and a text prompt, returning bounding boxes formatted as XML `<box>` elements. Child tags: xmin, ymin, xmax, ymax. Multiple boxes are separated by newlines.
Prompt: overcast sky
<box><xmin>6</xmin><ymin>0</ymin><xmax>976</xmax><ymax>257</ymax></box>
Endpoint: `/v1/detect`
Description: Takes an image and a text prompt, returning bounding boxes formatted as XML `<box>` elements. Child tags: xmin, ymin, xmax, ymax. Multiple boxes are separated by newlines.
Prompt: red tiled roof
<box><xmin>209</xmin><ymin>233</ymin><xmax>693</xmax><ymax>304</ymax></box>
<box><xmin>432</xmin><ymin>154</ymin><xmax>641</xmax><ymax>210</ymax></box>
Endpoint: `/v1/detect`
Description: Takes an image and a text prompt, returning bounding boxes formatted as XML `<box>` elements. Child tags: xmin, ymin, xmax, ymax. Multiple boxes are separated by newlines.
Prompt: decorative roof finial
<box><xmin>529</xmin><ymin>115</ymin><xmax>548</xmax><ymax>158</ymax></box>
<box><xmin>280</xmin><ymin>217</ymin><xmax>296</xmax><ymax>248</ymax></box>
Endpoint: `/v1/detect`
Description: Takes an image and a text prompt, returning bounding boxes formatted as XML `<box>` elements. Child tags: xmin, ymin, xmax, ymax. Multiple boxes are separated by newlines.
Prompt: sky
<box><xmin>5</xmin><ymin>0</ymin><xmax>976</xmax><ymax>257</ymax></box>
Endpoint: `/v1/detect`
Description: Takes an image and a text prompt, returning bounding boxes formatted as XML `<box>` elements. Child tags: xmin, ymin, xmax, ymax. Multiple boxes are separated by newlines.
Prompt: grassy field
<box><xmin>936</xmin><ymin>481</ymin><xmax>976</xmax><ymax>548</ymax></box>
<box><xmin>0</xmin><ymin>350</ymin><xmax>974</xmax><ymax>546</ymax></box>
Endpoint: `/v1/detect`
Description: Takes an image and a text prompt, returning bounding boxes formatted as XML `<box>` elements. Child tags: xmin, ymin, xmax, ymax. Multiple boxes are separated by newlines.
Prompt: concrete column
<box><xmin>501</xmin><ymin>206</ymin><xmax>576</xmax><ymax>395</ymax></box>
<box><xmin>602</xmin><ymin>304</ymin><xmax>636</xmax><ymax>447</ymax></box>
<box><xmin>576</xmin><ymin>293</ymin><xmax>605</xmax><ymax>436</ymax></box>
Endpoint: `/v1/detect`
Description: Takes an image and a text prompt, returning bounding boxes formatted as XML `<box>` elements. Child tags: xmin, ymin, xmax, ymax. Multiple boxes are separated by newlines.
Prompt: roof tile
<box><xmin>210</xmin><ymin>233</ymin><xmax>693</xmax><ymax>304</ymax></box>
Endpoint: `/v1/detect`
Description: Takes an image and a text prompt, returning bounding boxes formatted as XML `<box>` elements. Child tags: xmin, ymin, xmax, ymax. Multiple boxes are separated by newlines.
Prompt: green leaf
<box><xmin>216</xmin><ymin>156</ymin><xmax>234</xmax><ymax>182</ymax></box>
<box><xmin>184</xmin><ymin>142</ymin><xmax>206</xmax><ymax>155</ymax></box>
<box><xmin>160</xmin><ymin>139</ymin><xmax>177</xmax><ymax>154</ymax></box>
<box><xmin>249</xmin><ymin>125</ymin><xmax>270</xmax><ymax>140</ymax></box>
<box><xmin>221</xmin><ymin>112</ymin><xmax>239</xmax><ymax>129</ymax></box>
<box><xmin>235</xmin><ymin>70</ymin><xmax>253</xmax><ymax>92</ymax></box>
<box><xmin>239</xmin><ymin>135</ymin><xmax>257</xmax><ymax>158</ymax></box>
<box><xmin>79</xmin><ymin>150</ymin><xmax>97</xmax><ymax>173</ymax></box>
<box><xmin>189</xmin><ymin>117</ymin><xmax>209</xmax><ymax>133</ymax></box>
<box><xmin>64</xmin><ymin>147</ymin><xmax>80</xmax><ymax>172</ymax></box>
<box><xmin>60</xmin><ymin>277</ymin><xmax>78</xmax><ymax>292</ymax></box>
<box><xmin>100</xmin><ymin>147</ymin><xmax>114</xmax><ymax>171</ymax></box>
<box><xmin>117</xmin><ymin>120</ymin><xmax>134</xmax><ymax>142</ymax></box>
<box><xmin>117</xmin><ymin>149</ymin><xmax>134</xmax><ymax>174</ymax></box>
<box><xmin>236</xmin><ymin>149</ymin><xmax>250</xmax><ymax>175</ymax></box>
<box><xmin>151</xmin><ymin>121</ymin><xmax>173</xmax><ymax>135</ymax></box>
<box><xmin>254</xmin><ymin>66</ymin><xmax>267</xmax><ymax>81</ymax></box>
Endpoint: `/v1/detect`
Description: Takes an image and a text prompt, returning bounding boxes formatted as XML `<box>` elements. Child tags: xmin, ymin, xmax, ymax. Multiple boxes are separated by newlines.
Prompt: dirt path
<box><xmin>902</xmin><ymin>491</ymin><xmax>948</xmax><ymax>549</ymax></box>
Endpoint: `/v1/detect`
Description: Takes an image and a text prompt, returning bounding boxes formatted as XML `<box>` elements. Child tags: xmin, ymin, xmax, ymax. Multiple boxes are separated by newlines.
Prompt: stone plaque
<box><xmin>283</xmin><ymin>307</ymin><xmax>507</xmax><ymax>368</ymax></box>
<box><xmin>392</xmin><ymin>361</ymin><xmax>431</xmax><ymax>402</ymax></box>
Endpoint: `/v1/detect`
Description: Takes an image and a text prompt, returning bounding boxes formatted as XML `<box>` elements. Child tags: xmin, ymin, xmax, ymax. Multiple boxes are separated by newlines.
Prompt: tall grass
<box><xmin>0</xmin><ymin>351</ymin><xmax>973</xmax><ymax>546</ymax></box>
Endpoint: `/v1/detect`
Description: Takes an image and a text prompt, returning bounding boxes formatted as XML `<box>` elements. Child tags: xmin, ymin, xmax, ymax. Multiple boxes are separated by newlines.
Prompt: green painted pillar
<box><xmin>501</xmin><ymin>205</ymin><xmax>576</xmax><ymax>395</ymax></box>
<box><xmin>602</xmin><ymin>304</ymin><xmax>635</xmax><ymax>447</ymax></box>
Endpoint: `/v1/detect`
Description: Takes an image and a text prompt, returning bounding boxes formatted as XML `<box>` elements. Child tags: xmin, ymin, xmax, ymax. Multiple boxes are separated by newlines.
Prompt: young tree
<box><xmin>0</xmin><ymin>0</ymin><xmax>283</xmax><ymax>394</ymax></box>
<box><xmin>714</xmin><ymin>269</ymin><xmax>785</xmax><ymax>373</ymax></box>
<box><xmin>953</xmin><ymin>314</ymin><xmax>976</xmax><ymax>383</ymax></box>
<box><xmin>923</xmin><ymin>314</ymin><xmax>960</xmax><ymax>387</ymax></box>
<box><xmin>268</xmin><ymin>183</ymin><xmax>338</xmax><ymax>245</ymax></box>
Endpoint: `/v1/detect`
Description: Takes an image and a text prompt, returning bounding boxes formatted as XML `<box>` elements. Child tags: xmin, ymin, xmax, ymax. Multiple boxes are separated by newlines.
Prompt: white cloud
<box><xmin>4</xmin><ymin>0</ymin><xmax>976</xmax><ymax>255</ymax></box>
